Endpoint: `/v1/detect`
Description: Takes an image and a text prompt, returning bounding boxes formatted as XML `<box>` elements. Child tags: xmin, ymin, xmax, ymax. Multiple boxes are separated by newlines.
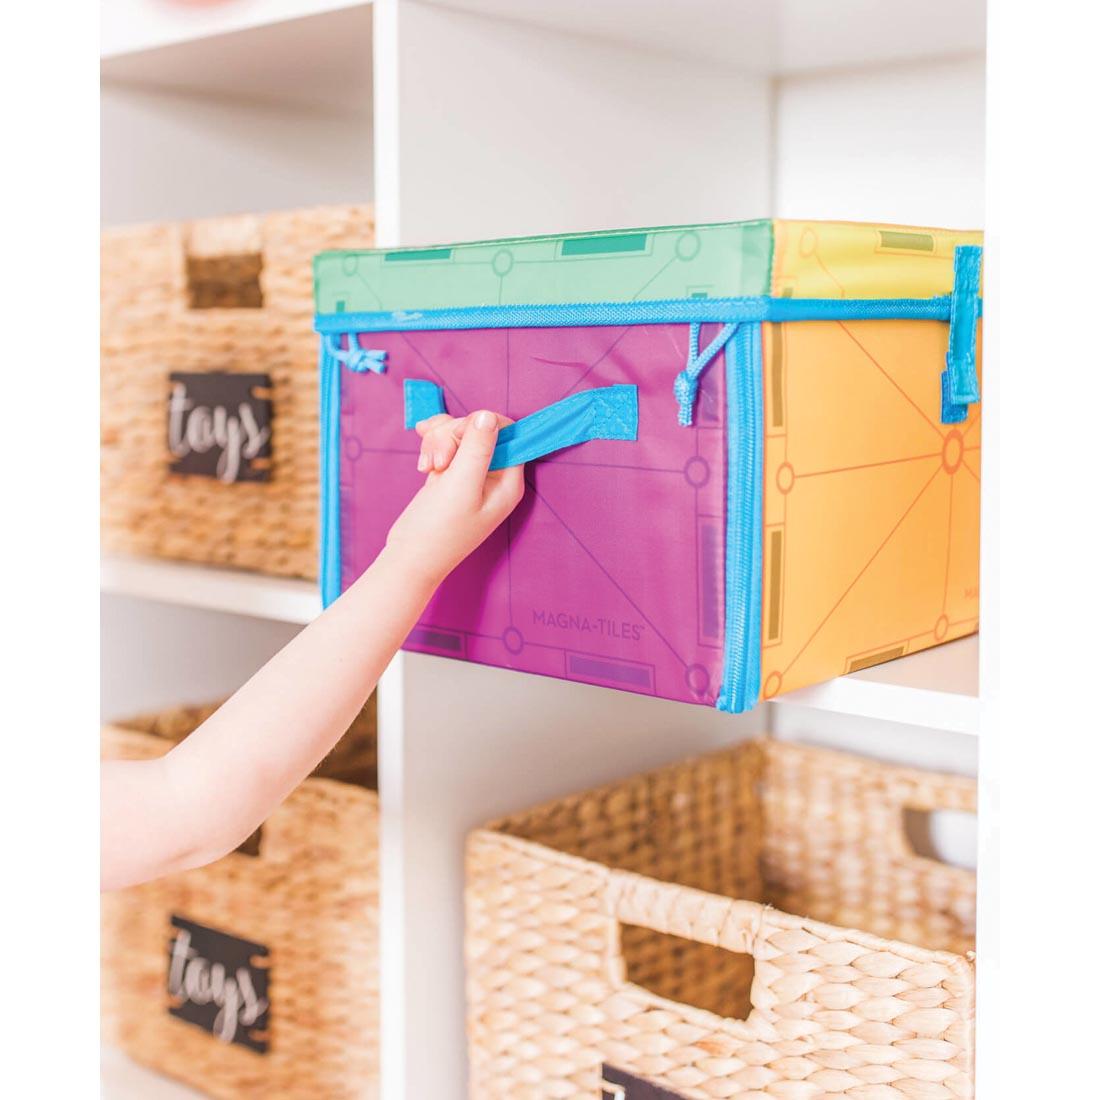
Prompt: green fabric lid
<box><xmin>314</xmin><ymin>220</ymin><xmax>774</xmax><ymax>314</ymax></box>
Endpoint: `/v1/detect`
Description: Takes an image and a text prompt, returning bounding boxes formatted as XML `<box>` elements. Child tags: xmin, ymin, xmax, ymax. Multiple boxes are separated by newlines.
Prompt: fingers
<box><xmin>446</xmin><ymin>410</ymin><xmax>503</xmax><ymax>494</ymax></box>
<box><xmin>417</xmin><ymin>415</ymin><xmax>465</xmax><ymax>473</ymax></box>
<box><xmin>416</xmin><ymin>410</ymin><xmax>516</xmax><ymax>476</ymax></box>
<box><xmin>414</xmin><ymin>413</ymin><xmax>452</xmax><ymax>438</ymax></box>
<box><xmin>484</xmin><ymin>464</ymin><xmax>526</xmax><ymax>517</ymax></box>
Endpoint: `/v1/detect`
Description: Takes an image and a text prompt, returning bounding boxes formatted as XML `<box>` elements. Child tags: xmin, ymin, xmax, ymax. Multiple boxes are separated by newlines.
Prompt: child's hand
<box><xmin>415</xmin><ymin>411</ymin><xmax>483</xmax><ymax>474</ymax></box>
<box><xmin>386</xmin><ymin>410</ymin><xmax>524</xmax><ymax>586</ymax></box>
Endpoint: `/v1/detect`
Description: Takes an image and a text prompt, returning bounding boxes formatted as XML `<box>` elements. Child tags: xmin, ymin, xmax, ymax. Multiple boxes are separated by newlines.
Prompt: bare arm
<box><xmin>101</xmin><ymin>411</ymin><xmax>522</xmax><ymax>891</ymax></box>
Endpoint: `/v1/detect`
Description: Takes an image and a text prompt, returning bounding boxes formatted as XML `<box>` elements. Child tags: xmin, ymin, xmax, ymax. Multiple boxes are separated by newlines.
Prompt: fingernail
<box><xmin>433</xmin><ymin>452</ymin><xmax>445</xmax><ymax>469</ymax></box>
<box><xmin>417</xmin><ymin>453</ymin><xmax>427</xmax><ymax>472</ymax></box>
<box><xmin>475</xmin><ymin>410</ymin><xmax>494</xmax><ymax>429</ymax></box>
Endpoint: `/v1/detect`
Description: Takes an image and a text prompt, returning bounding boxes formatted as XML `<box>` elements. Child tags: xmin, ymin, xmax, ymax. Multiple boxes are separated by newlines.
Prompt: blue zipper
<box><xmin>318</xmin><ymin>339</ymin><xmax>343</xmax><ymax>608</ymax></box>
<box><xmin>314</xmin><ymin>294</ymin><xmax>974</xmax><ymax>335</ymax></box>
<box><xmin>717</xmin><ymin>323</ymin><xmax>763</xmax><ymax>714</ymax></box>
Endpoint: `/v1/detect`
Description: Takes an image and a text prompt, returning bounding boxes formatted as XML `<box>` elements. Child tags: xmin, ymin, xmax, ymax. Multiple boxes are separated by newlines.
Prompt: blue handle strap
<box><xmin>941</xmin><ymin>245</ymin><xmax>982</xmax><ymax>423</ymax></box>
<box><xmin>403</xmin><ymin>381</ymin><xmax>638</xmax><ymax>468</ymax></box>
<box><xmin>492</xmin><ymin>384</ymin><xmax>638</xmax><ymax>468</ymax></box>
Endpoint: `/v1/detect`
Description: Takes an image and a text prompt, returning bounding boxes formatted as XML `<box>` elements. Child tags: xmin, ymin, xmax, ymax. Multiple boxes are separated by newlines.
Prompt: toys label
<box><xmin>167</xmin><ymin>914</ymin><xmax>270</xmax><ymax>1053</ymax></box>
<box><xmin>167</xmin><ymin>372</ymin><xmax>272</xmax><ymax>483</ymax></box>
<box><xmin>601</xmin><ymin>1065</ymin><xmax>687</xmax><ymax>1099</ymax></box>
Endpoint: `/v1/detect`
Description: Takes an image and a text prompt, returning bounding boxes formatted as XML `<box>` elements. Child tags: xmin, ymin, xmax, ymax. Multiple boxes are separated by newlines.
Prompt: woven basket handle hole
<box><xmin>901</xmin><ymin>807</ymin><xmax>977</xmax><ymax>871</ymax></box>
<box><xmin>185</xmin><ymin>252</ymin><xmax>264</xmax><ymax>310</ymax></box>
<box><xmin>619</xmin><ymin>923</ymin><xmax>754</xmax><ymax>1022</ymax></box>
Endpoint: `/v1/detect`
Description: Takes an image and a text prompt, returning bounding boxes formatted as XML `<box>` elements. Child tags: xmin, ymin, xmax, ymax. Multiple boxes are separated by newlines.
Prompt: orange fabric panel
<box><xmin>761</xmin><ymin>316</ymin><xmax>981</xmax><ymax>699</ymax></box>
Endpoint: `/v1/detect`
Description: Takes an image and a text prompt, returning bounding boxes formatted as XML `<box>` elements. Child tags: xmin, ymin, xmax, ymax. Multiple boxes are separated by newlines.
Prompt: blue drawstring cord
<box><xmin>324</xmin><ymin>334</ymin><xmax>388</xmax><ymax>374</ymax></box>
<box><xmin>673</xmin><ymin>322</ymin><xmax>739</xmax><ymax>426</ymax></box>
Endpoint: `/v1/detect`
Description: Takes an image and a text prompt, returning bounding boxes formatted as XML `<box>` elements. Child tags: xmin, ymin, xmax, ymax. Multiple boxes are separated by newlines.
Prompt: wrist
<box><xmin>374</xmin><ymin>541</ymin><xmax>448</xmax><ymax>597</ymax></box>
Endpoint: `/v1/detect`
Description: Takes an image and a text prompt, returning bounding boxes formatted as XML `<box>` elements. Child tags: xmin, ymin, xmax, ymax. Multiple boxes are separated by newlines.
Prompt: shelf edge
<box><xmin>101</xmin><ymin>555</ymin><xmax>321</xmax><ymax>625</ymax></box>
<box><xmin>776</xmin><ymin>677</ymin><xmax>980</xmax><ymax>735</ymax></box>
<box><xmin>101</xmin><ymin>0</ymin><xmax>372</xmax><ymax>61</ymax></box>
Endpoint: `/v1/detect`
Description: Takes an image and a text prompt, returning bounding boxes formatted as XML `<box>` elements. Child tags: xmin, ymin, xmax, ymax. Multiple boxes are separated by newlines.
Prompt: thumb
<box><xmin>446</xmin><ymin>410</ymin><xmax>501</xmax><ymax>491</ymax></box>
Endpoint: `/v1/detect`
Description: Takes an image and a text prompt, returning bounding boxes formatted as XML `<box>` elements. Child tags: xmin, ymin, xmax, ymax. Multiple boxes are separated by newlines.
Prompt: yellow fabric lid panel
<box><xmin>772</xmin><ymin>220</ymin><xmax>984</xmax><ymax>300</ymax></box>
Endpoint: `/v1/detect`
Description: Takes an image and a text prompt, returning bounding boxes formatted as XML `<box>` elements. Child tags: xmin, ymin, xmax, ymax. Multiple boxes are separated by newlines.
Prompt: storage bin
<box><xmin>102</xmin><ymin>204</ymin><xmax>374</xmax><ymax>578</ymax></box>
<box><xmin>314</xmin><ymin>219</ymin><xmax>982</xmax><ymax>712</ymax></box>
<box><xmin>466</xmin><ymin>739</ymin><xmax>976</xmax><ymax>1099</ymax></box>
<box><xmin>100</xmin><ymin>700</ymin><xmax>379</xmax><ymax>1098</ymax></box>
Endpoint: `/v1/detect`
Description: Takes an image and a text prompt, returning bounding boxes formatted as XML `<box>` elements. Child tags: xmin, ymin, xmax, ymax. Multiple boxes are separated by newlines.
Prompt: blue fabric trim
<box><xmin>315</xmin><ymin>294</ymin><xmax>978</xmax><ymax>334</ymax></box>
<box><xmin>404</xmin><ymin>379</ymin><xmax>447</xmax><ymax>429</ymax></box>
<box><xmin>716</xmin><ymin>323</ymin><xmax>763</xmax><ymax>714</ymax></box>
<box><xmin>324</xmin><ymin>333</ymin><xmax>388</xmax><ymax>374</ymax></box>
<box><xmin>941</xmin><ymin>245</ymin><xmax>982</xmax><ymax>422</ymax></box>
<box><xmin>489</xmin><ymin>385</ymin><xmax>638</xmax><ymax>470</ymax></box>
<box><xmin>674</xmin><ymin>322</ymin><xmax>738</xmax><ymax>426</ymax></box>
<box><xmin>318</xmin><ymin>339</ymin><xmax>344</xmax><ymax>608</ymax></box>
<box><xmin>939</xmin><ymin>373</ymin><xmax>969</xmax><ymax>424</ymax></box>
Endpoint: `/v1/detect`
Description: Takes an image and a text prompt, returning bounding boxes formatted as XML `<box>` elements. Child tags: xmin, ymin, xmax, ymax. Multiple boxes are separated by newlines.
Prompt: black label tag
<box><xmin>167</xmin><ymin>372</ymin><xmax>272</xmax><ymax>483</ymax></box>
<box><xmin>167</xmin><ymin>915</ymin><xmax>270</xmax><ymax>1054</ymax></box>
<box><xmin>601</xmin><ymin>1065</ymin><xmax>688</xmax><ymax>1099</ymax></box>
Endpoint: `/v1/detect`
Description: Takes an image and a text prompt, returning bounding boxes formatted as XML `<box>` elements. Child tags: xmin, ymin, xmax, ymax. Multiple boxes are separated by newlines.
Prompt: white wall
<box><xmin>774</xmin><ymin>54</ymin><xmax>985</xmax><ymax>227</ymax></box>
<box><xmin>100</xmin><ymin>2</ymin><xmax>375</xmax><ymax>226</ymax></box>
<box><xmin>101</xmin><ymin>83</ymin><xmax>373</xmax><ymax>225</ymax></box>
<box><xmin>392</xmin><ymin>1</ymin><xmax>774</xmax><ymax>243</ymax></box>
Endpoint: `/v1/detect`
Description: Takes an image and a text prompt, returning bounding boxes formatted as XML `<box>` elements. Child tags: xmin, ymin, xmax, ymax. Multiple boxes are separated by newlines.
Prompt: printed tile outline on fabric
<box><xmin>335</xmin><ymin>321</ymin><xmax>729</xmax><ymax>705</ymax></box>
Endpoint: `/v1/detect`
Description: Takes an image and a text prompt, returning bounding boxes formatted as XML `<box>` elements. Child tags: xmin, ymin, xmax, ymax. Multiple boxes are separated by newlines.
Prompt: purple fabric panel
<box><xmin>338</xmin><ymin>323</ymin><xmax>728</xmax><ymax>706</ymax></box>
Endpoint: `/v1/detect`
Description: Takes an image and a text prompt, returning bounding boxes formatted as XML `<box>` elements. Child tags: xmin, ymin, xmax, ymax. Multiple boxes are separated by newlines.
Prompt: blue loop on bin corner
<box><xmin>940</xmin><ymin>245</ymin><xmax>982</xmax><ymax>423</ymax></box>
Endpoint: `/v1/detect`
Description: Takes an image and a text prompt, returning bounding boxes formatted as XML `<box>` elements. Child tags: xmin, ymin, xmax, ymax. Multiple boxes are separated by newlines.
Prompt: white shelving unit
<box><xmin>101</xmin><ymin>2</ymin><xmax>989</xmax><ymax>1097</ymax></box>
<box><xmin>100</xmin><ymin>554</ymin><xmax>979</xmax><ymax>731</ymax></box>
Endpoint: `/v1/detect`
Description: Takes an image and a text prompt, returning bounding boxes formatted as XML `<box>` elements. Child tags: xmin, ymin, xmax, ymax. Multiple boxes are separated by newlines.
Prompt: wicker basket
<box><xmin>466</xmin><ymin>739</ymin><xmax>976</xmax><ymax>1099</ymax></box>
<box><xmin>101</xmin><ymin>700</ymin><xmax>379</xmax><ymax>1098</ymax></box>
<box><xmin>101</xmin><ymin>204</ymin><xmax>374</xmax><ymax>578</ymax></box>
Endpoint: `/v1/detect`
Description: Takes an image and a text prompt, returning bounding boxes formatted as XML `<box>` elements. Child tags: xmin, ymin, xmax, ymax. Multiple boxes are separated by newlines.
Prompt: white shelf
<box><xmin>102</xmin><ymin>1046</ymin><xmax>203</xmax><ymax>1100</ymax></box>
<box><xmin>779</xmin><ymin>635</ymin><xmax>980</xmax><ymax>735</ymax></box>
<box><xmin>101</xmin><ymin>0</ymin><xmax>370</xmax><ymax>60</ymax></box>
<box><xmin>101</xmin><ymin>555</ymin><xmax>321</xmax><ymax>625</ymax></box>
<box><xmin>101</xmin><ymin>554</ymin><xmax>978</xmax><ymax>731</ymax></box>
